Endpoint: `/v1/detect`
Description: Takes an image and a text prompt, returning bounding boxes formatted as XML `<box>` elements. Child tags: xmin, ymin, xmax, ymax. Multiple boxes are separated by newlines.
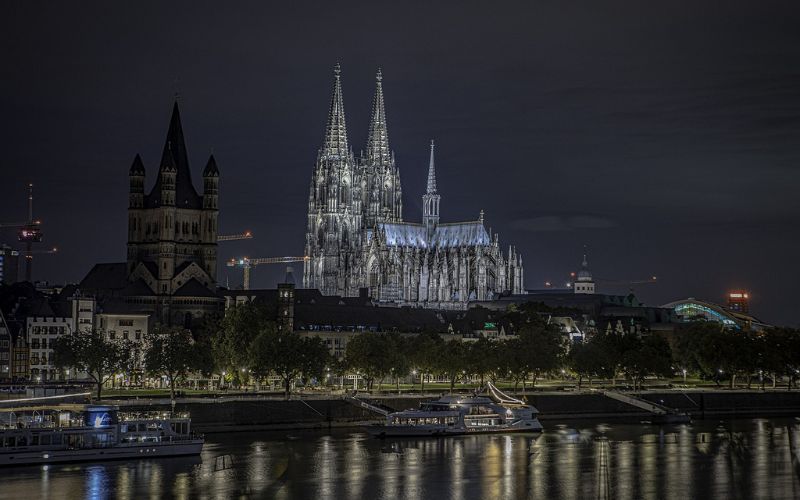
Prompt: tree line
<box><xmin>52</xmin><ymin>301</ymin><xmax>800</xmax><ymax>399</ymax></box>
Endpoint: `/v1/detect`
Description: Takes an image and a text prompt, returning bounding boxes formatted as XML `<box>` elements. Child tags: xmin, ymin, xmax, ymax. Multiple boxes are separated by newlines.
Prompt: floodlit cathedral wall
<box><xmin>303</xmin><ymin>66</ymin><xmax>524</xmax><ymax>308</ymax></box>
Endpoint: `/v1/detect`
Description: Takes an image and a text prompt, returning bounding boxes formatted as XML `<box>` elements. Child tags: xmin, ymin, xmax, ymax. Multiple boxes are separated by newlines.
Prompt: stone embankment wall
<box><xmin>117</xmin><ymin>391</ymin><xmax>800</xmax><ymax>433</ymax></box>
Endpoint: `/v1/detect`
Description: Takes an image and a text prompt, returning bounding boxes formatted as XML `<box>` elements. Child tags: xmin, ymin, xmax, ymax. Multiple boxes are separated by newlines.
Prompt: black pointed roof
<box><xmin>203</xmin><ymin>154</ymin><xmax>219</xmax><ymax>177</ymax></box>
<box><xmin>129</xmin><ymin>154</ymin><xmax>145</xmax><ymax>175</ymax></box>
<box><xmin>144</xmin><ymin>101</ymin><xmax>202</xmax><ymax>209</ymax></box>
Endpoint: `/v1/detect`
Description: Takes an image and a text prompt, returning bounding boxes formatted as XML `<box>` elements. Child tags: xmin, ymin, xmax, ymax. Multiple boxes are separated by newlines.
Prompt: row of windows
<box><xmin>30</xmin><ymin>339</ymin><xmax>50</xmax><ymax>349</ymax></box>
<box><xmin>108</xmin><ymin>330</ymin><xmax>142</xmax><ymax>341</ymax></box>
<box><xmin>29</xmin><ymin>326</ymin><xmax>67</xmax><ymax>335</ymax></box>
<box><xmin>30</xmin><ymin>354</ymin><xmax>48</xmax><ymax>365</ymax></box>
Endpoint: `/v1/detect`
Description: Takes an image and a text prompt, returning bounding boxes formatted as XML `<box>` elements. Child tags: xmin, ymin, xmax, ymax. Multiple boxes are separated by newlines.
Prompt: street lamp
<box><xmin>682</xmin><ymin>369</ymin><xmax>687</xmax><ymax>386</ymax></box>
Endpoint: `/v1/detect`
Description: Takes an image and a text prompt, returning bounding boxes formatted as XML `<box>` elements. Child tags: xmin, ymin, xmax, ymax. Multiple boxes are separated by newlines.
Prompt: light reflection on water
<box><xmin>1</xmin><ymin>418</ymin><xmax>800</xmax><ymax>499</ymax></box>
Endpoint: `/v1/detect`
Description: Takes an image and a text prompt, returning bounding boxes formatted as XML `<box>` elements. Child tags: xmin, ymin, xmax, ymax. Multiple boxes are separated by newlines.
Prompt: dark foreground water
<box><xmin>3</xmin><ymin>418</ymin><xmax>800</xmax><ymax>499</ymax></box>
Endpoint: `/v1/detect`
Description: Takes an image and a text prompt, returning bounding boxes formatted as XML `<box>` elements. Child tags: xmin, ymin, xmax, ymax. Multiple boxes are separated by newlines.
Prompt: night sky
<box><xmin>2</xmin><ymin>1</ymin><xmax>799</xmax><ymax>326</ymax></box>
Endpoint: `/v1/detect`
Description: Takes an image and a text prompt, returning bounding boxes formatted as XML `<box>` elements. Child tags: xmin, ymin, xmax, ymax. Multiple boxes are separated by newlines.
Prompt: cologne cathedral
<box><xmin>303</xmin><ymin>65</ymin><xmax>524</xmax><ymax>308</ymax></box>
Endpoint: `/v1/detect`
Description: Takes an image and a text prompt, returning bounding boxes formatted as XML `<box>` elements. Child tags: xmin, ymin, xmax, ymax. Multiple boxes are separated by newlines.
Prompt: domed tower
<box><xmin>574</xmin><ymin>249</ymin><xmax>595</xmax><ymax>294</ymax></box>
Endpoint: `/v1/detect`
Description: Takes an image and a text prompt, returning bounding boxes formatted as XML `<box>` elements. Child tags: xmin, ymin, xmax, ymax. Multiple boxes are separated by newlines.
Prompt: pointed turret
<box><xmin>320</xmin><ymin>63</ymin><xmax>349</xmax><ymax>160</ymax></box>
<box><xmin>203</xmin><ymin>154</ymin><xmax>219</xmax><ymax>177</ymax></box>
<box><xmin>128</xmin><ymin>154</ymin><xmax>145</xmax><ymax>208</ymax></box>
<box><xmin>426</xmin><ymin>140</ymin><xmax>437</xmax><ymax>194</ymax></box>
<box><xmin>422</xmin><ymin>140</ymin><xmax>441</xmax><ymax>238</ymax></box>
<box><xmin>366</xmin><ymin>68</ymin><xmax>391</xmax><ymax>167</ymax></box>
<box><xmin>129</xmin><ymin>154</ymin><xmax>145</xmax><ymax>176</ymax></box>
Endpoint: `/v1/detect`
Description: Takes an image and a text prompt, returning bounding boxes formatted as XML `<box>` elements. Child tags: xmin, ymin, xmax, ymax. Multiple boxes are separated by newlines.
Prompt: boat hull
<box><xmin>367</xmin><ymin>420</ymin><xmax>544</xmax><ymax>438</ymax></box>
<box><xmin>0</xmin><ymin>440</ymin><xmax>204</xmax><ymax>467</ymax></box>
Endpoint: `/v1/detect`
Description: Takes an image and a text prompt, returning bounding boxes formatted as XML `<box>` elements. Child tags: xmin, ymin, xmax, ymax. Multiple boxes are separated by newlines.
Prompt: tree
<box><xmin>409</xmin><ymin>332</ymin><xmax>442</xmax><ymax>392</ymax></box>
<box><xmin>619</xmin><ymin>334</ymin><xmax>673</xmax><ymax>391</ymax></box>
<box><xmin>516</xmin><ymin>322</ymin><xmax>567</xmax><ymax>388</ymax></box>
<box><xmin>144</xmin><ymin>327</ymin><xmax>200</xmax><ymax>401</ymax></box>
<box><xmin>466</xmin><ymin>337</ymin><xmax>497</xmax><ymax>387</ymax></box>
<box><xmin>505</xmin><ymin>338</ymin><xmax>531</xmax><ymax>392</ymax></box>
<box><xmin>51</xmin><ymin>329</ymin><xmax>130</xmax><ymax>399</ymax></box>
<box><xmin>250</xmin><ymin>326</ymin><xmax>330</xmax><ymax>399</ymax></box>
<box><xmin>436</xmin><ymin>340</ymin><xmax>467</xmax><ymax>393</ymax></box>
<box><xmin>696</xmin><ymin>328</ymin><xmax>742</xmax><ymax>387</ymax></box>
<box><xmin>386</xmin><ymin>334</ymin><xmax>411</xmax><ymax>394</ymax></box>
<box><xmin>568</xmin><ymin>338</ymin><xmax>615</xmax><ymax>388</ymax></box>
<box><xmin>345</xmin><ymin>333</ymin><xmax>390</xmax><ymax>392</ymax></box>
<box><xmin>211</xmin><ymin>302</ymin><xmax>274</xmax><ymax>385</ymax></box>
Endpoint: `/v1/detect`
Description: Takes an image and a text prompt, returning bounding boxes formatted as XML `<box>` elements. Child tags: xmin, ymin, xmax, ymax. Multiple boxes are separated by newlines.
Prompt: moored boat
<box><xmin>367</xmin><ymin>383</ymin><xmax>543</xmax><ymax>438</ymax></box>
<box><xmin>0</xmin><ymin>404</ymin><xmax>204</xmax><ymax>466</ymax></box>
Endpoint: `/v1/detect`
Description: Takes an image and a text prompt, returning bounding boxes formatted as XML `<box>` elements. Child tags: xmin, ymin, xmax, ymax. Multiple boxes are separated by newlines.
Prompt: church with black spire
<box><xmin>79</xmin><ymin>101</ymin><xmax>222</xmax><ymax>326</ymax></box>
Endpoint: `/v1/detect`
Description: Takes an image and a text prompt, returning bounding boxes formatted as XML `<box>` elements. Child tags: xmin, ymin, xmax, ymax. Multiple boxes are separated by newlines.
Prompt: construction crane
<box><xmin>0</xmin><ymin>183</ymin><xmax>49</xmax><ymax>282</ymax></box>
<box><xmin>218</xmin><ymin>231</ymin><xmax>253</xmax><ymax>242</ymax></box>
<box><xmin>227</xmin><ymin>256</ymin><xmax>309</xmax><ymax>290</ymax></box>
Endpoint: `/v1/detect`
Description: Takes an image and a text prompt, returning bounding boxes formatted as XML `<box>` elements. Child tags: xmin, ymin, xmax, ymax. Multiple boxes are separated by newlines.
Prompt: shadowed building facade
<box><xmin>303</xmin><ymin>66</ymin><xmax>524</xmax><ymax>308</ymax></box>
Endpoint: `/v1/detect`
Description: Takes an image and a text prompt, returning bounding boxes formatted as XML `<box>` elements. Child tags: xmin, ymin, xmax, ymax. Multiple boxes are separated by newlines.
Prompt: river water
<box><xmin>2</xmin><ymin>418</ymin><xmax>800</xmax><ymax>499</ymax></box>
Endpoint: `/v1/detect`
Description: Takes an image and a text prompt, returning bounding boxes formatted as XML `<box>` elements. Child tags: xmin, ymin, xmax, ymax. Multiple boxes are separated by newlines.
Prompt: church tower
<box><xmin>125</xmin><ymin>101</ymin><xmax>220</xmax><ymax>324</ymax></box>
<box><xmin>422</xmin><ymin>140</ymin><xmax>440</xmax><ymax>238</ymax></box>
<box><xmin>303</xmin><ymin>64</ymin><xmax>359</xmax><ymax>295</ymax></box>
<box><xmin>363</xmin><ymin>69</ymin><xmax>402</xmax><ymax>227</ymax></box>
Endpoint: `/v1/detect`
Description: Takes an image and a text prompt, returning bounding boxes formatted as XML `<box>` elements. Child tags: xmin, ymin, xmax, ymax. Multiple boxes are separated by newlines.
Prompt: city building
<box><xmin>479</xmin><ymin>290</ymin><xmax>678</xmax><ymax>338</ymax></box>
<box><xmin>662</xmin><ymin>297</ymin><xmax>770</xmax><ymax>331</ymax></box>
<box><xmin>79</xmin><ymin>101</ymin><xmax>223</xmax><ymax>327</ymax></box>
<box><xmin>0</xmin><ymin>244</ymin><xmax>20</xmax><ymax>285</ymax></box>
<box><xmin>27</xmin><ymin>316</ymin><xmax>72</xmax><ymax>382</ymax></box>
<box><xmin>0</xmin><ymin>310</ymin><xmax>11</xmax><ymax>380</ymax></box>
<box><xmin>727</xmin><ymin>290</ymin><xmax>750</xmax><ymax>314</ymax></box>
<box><xmin>303</xmin><ymin>66</ymin><xmax>524</xmax><ymax>308</ymax></box>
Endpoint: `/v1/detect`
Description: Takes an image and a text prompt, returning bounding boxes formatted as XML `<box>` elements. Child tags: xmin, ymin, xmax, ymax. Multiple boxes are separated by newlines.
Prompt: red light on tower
<box><xmin>727</xmin><ymin>290</ymin><xmax>749</xmax><ymax>314</ymax></box>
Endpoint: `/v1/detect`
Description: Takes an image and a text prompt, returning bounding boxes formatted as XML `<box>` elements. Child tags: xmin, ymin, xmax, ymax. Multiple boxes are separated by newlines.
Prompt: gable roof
<box><xmin>174</xmin><ymin>278</ymin><xmax>217</xmax><ymax>297</ymax></box>
<box><xmin>79</xmin><ymin>263</ymin><xmax>129</xmax><ymax>291</ymax></box>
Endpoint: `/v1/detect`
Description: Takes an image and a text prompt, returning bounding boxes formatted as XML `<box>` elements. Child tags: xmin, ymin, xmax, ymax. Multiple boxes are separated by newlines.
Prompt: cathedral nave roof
<box><xmin>370</xmin><ymin>221</ymin><xmax>491</xmax><ymax>248</ymax></box>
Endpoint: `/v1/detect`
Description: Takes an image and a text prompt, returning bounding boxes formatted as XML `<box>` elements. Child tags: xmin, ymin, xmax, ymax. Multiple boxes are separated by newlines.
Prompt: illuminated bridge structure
<box><xmin>661</xmin><ymin>298</ymin><xmax>771</xmax><ymax>331</ymax></box>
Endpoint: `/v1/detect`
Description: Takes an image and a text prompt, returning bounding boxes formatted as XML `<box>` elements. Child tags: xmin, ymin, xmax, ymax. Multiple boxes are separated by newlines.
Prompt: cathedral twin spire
<box><xmin>366</xmin><ymin>69</ymin><xmax>392</xmax><ymax>167</ymax></box>
<box><xmin>321</xmin><ymin>63</ymin><xmax>350</xmax><ymax>160</ymax></box>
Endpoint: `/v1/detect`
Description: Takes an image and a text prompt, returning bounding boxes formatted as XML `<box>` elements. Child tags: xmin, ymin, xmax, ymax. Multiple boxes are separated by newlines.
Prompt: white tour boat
<box><xmin>368</xmin><ymin>383</ymin><xmax>543</xmax><ymax>438</ymax></box>
<box><xmin>0</xmin><ymin>404</ymin><xmax>204</xmax><ymax>466</ymax></box>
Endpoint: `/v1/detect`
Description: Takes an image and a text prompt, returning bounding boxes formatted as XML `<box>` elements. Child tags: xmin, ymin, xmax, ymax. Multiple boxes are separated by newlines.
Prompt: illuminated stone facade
<box><xmin>303</xmin><ymin>66</ymin><xmax>524</xmax><ymax>308</ymax></box>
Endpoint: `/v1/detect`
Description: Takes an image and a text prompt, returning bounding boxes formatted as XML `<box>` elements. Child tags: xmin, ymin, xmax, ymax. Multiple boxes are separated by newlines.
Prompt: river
<box><xmin>2</xmin><ymin>418</ymin><xmax>800</xmax><ymax>499</ymax></box>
